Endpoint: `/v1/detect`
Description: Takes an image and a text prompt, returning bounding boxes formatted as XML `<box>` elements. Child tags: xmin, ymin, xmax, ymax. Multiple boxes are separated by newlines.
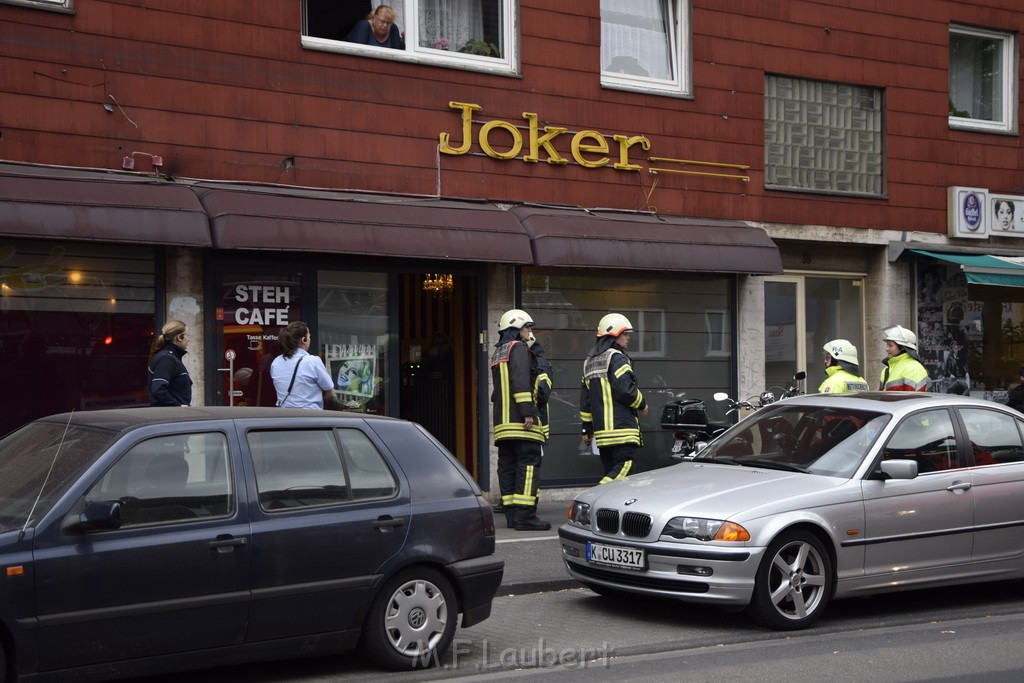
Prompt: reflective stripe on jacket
<box><xmin>491</xmin><ymin>340</ymin><xmax>543</xmax><ymax>443</ymax></box>
<box><xmin>580</xmin><ymin>348</ymin><xmax>646</xmax><ymax>448</ymax></box>
<box><xmin>880</xmin><ymin>353</ymin><xmax>929</xmax><ymax>392</ymax></box>
<box><xmin>818</xmin><ymin>366</ymin><xmax>870</xmax><ymax>394</ymax></box>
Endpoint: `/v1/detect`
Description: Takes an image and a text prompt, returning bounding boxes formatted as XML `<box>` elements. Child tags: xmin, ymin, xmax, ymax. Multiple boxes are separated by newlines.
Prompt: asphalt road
<box><xmin>138</xmin><ymin>509</ymin><xmax>1024</xmax><ymax>683</ymax></box>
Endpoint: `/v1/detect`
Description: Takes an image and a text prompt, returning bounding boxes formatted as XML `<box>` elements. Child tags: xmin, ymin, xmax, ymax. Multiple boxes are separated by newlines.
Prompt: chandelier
<box><xmin>422</xmin><ymin>273</ymin><xmax>454</xmax><ymax>299</ymax></box>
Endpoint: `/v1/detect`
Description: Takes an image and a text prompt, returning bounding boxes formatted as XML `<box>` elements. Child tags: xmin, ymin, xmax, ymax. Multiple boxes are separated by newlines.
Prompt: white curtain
<box><xmin>419</xmin><ymin>0</ymin><xmax>484</xmax><ymax>51</ymax></box>
<box><xmin>949</xmin><ymin>33</ymin><xmax>1001</xmax><ymax>120</ymax></box>
<box><xmin>601</xmin><ymin>0</ymin><xmax>674</xmax><ymax>80</ymax></box>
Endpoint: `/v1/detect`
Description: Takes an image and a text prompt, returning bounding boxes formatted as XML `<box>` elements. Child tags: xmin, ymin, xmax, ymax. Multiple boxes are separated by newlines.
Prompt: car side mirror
<box><xmin>877</xmin><ymin>459</ymin><xmax>918</xmax><ymax>480</ymax></box>
<box><xmin>66</xmin><ymin>500</ymin><xmax>123</xmax><ymax>534</ymax></box>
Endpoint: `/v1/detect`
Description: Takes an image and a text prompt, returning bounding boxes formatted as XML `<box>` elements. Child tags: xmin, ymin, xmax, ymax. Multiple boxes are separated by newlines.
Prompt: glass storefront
<box><xmin>916</xmin><ymin>259</ymin><xmax>1024</xmax><ymax>400</ymax></box>
<box><xmin>523</xmin><ymin>269</ymin><xmax>734</xmax><ymax>485</ymax></box>
<box><xmin>318</xmin><ymin>270</ymin><xmax>389</xmax><ymax>414</ymax></box>
<box><xmin>0</xmin><ymin>239</ymin><xmax>155</xmax><ymax>434</ymax></box>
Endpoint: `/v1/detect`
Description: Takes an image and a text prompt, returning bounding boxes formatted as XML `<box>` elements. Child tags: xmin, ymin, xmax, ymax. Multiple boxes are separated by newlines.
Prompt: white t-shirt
<box><xmin>271</xmin><ymin>348</ymin><xmax>333</xmax><ymax>409</ymax></box>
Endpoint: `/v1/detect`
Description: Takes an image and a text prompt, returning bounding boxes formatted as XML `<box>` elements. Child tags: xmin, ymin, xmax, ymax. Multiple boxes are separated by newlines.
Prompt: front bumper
<box><xmin>558</xmin><ymin>525</ymin><xmax>764</xmax><ymax>607</ymax></box>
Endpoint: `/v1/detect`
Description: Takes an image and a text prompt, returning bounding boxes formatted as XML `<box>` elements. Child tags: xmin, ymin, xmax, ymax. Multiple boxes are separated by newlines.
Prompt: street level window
<box><xmin>765</xmin><ymin>75</ymin><xmax>885</xmax><ymax>197</ymax></box>
<box><xmin>949</xmin><ymin>25</ymin><xmax>1017</xmax><ymax>134</ymax></box>
<box><xmin>600</xmin><ymin>0</ymin><xmax>691</xmax><ymax>97</ymax></box>
<box><xmin>0</xmin><ymin>0</ymin><xmax>72</xmax><ymax>12</ymax></box>
<box><xmin>302</xmin><ymin>0</ymin><xmax>517</xmax><ymax>76</ymax></box>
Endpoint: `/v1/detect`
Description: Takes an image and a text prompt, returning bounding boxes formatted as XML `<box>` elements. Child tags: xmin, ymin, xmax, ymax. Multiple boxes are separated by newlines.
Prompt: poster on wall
<box><xmin>989</xmin><ymin>194</ymin><xmax>1024</xmax><ymax>235</ymax></box>
<box><xmin>917</xmin><ymin>262</ymin><xmax>972</xmax><ymax>393</ymax></box>
<box><xmin>325</xmin><ymin>343</ymin><xmax>378</xmax><ymax>403</ymax></box>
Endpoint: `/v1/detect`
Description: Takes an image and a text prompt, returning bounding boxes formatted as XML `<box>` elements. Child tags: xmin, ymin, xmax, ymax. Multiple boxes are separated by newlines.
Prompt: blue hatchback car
<box><xmin>0</xmin><ymin>408</ymin><xmax>503</xmax><ymax>681</ymax></box>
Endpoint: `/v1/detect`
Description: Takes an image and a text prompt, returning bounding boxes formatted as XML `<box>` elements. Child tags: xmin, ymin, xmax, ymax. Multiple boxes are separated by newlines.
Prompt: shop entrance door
<box><xmin>399</xmin><ymin>272</ymin><xmax>479</xmax><ymax>477</ymax></box>
<box><xmin>213</xmin><ymin>273</ymin><xmax>302</xmax><ymax>408</ymax></box>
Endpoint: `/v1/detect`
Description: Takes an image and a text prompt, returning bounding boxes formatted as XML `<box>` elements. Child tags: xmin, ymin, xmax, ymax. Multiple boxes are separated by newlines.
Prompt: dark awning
<box><xmin>512</xmin><ymin>206</ymin><xmax>782</xmax><ymax>274</ymax></box>
<box><xmin>904</xmin><ymin>248</ymin><xmax>1024</xmax><ymax>288</ymax></box>
<box><xmin>195</xmin><ymin>185</ymin><xmax>534</xmax><ymax>264</ymax></box>
<box><xmin>0</xmin><ymin>165</ymin><xmax>211</xmax><ymax>246</ymax></box>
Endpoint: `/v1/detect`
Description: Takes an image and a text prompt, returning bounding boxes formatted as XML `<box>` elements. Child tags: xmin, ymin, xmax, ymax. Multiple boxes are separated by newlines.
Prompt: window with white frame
<box><xmin>765</xmin><ymin>75</ymin><xmax>885</xmax><ymax>197</ymax></box>
<box><xmin>949</xmin><ymin>24</ymin><xmax>1017</xmax><ymax>133</ymax></box>
<box><xmin>1</xmin><ymin>0</ymin><xmax>72</xmax><ymax>11</ymax></box>
<box><xmin>302</xmin><ymin>0</ymin><xmax>516</xmax><ymax>75</ymax></box>
<box><xmin>600</xmin><ymin>0</ymin><xmax>691</xmax><ymax>97</ymax></box>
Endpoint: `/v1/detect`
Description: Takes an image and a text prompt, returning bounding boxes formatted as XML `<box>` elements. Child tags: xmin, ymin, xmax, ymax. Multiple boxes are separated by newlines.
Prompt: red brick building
<box><xmin>2</xmin><ymin>1</ymin><xmax>1023</xmax><ymax>489</ymax></box>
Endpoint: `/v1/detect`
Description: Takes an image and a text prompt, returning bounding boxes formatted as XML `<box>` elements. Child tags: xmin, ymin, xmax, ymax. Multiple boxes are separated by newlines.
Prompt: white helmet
<box><xmin>597</xmin><ymin>313</ymin><xmax>633</xmax><ymax>338</ymax></box>
<box><xmin>824</xmin><ymin>339</ymin><xmax>859</xmax><ymax>366</ymax></box>
<box><xmin>499</xmin><ymin>309</ymin><xmax>534</xmax><ymax>331</ymax></box>
<box><xmin>883</xmin><ymin>324</ymin><xmax>918</xmax><ymax>352</ymax></box>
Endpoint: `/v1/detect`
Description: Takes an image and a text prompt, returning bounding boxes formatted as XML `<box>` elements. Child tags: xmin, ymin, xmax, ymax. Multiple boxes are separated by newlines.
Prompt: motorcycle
<box><xmin>660</xmin><ymin>395</ymin><xmax>731</xmax><ymax>461</ymax></box>
<box><xmin>713</xmin><ymin>371</ymin><xmax>807</xmax><ymax>415</ymax></box>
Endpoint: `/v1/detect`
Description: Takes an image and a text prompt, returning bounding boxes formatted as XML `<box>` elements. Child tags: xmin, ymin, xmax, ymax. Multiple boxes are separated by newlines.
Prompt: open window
<box><xmin>302</xmin><ymin>0</ymin><xmax>518</xmax><ymax>75</ymax></box>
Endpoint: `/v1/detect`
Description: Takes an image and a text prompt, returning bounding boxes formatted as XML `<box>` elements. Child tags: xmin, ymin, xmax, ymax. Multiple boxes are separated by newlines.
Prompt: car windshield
<box><xmin>0</xmin><ymin>421</ymin><xmax>115</xmax><ymax>532</ymax></box>
<box><xmin>696</xmin><ymin>404</ymin><xmax>891</xmax><ymax>478</ymax></box>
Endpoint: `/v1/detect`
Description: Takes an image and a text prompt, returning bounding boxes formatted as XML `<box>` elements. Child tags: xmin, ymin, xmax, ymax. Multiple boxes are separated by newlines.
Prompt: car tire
<box><xmin>746</xmin><ymin>530</ymin><xmax>832</xmax><ymax>630</ymax></box>
<box><xmin>359</xmin><ymin>567</ymin><xmax>458</xmax><ymax>670</ymax></box>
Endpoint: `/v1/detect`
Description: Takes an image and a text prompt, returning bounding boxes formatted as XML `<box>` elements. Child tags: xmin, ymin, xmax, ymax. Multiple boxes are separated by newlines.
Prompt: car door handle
<box><xmin>208</xmin><ymin>535</ymin><xmax>247</xmax><ymax>549</ymax></box>
<box><xmin>946</xmin><ymin>482</ymin><xmax>972</xmax><ymax>492</ymax></box>
<box><xmin>372</xmin><ymin>516</ymin><xmax>405</xmax><ymax>530</ymax></box>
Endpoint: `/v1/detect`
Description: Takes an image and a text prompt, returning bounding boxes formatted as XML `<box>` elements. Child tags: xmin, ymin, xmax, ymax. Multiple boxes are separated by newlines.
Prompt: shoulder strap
<box><xmin>278</xmin><ymin>357</ymin><xmax>303</xmax><ymax>407</ymax></box>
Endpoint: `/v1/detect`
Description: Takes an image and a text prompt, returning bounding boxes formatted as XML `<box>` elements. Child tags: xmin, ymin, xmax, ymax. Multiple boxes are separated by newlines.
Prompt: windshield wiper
<box><xmin>736</xmin><ymin>459</ymin><xmax>809</xmax><ymax>473</ymax></box>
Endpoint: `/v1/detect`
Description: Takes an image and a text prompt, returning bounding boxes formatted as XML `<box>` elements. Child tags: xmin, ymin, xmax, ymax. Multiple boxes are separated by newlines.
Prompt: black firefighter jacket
<box><xmin>580</xmin><ymin>344</ymin><xmax>646</xmax><ymax>448</ymax></box>
<box><xmin>491</xmin><ymin>339</ymin><xmax>543</xmax><ymax>444</ymax></box>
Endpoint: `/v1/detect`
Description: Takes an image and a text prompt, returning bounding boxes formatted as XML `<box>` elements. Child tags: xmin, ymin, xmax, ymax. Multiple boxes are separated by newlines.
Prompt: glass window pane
<box><xmin>950</xmin><ymin>32</ymin><xmax>1004</xmax><ymax>122</ymax></box>
<box><xmin>218</xmin><ymin>274</ymin><xmax>302</xmax><ymax>407</ymax></box>
<box><xmin>765</xmin><ymin>75</ymin><xmax>884</xmax><ymax>195</ymax></box>
<box><xmin>961</xmin><ymin>408</ymin><xmax>1024</xmax><ymax>465</ymax></box>
<box><xmin>318</xmin><ymin>271</ymin><xmax>389</xmax><ymax>414</ymax></box>
<box><xmin>419</xmin><ymin>0</ymin><xmax>503</xmax><ymax>57</ymax></box>
<box><xmin>882</xmin><ymin>409</ymin><xmax>959</xmax><ymax>473</ymax></box>
<box><xmin>601</xmin><ymin>0</ymin><xmax>674</xmax><ymax>81</ymax></box>
<box><xmin>249</xmin><ymin>429</ymin><xmax>350</xmax><ymax>510</ymax></box>
<box><xmin>765</xmin><ymin>280</ymin><xmax>798</xmax><ymax>391</ymax></box>
<box><xmin>804</xmin><ymin>277</ymin><xmax>863</xmax><ymax>367</ymax></box>
<box><xmin>337</xmin><ymin>428</ymin><xmax>398</xmax><ymax>499</ymax></box>
<box><xmin>90</xmin><ymin>432</ymin><xmax>233</xmax><ymax>526</ymax></box>
<box><xmin>1</xmin><ymin>240</ymin><xmax>155</xmax><ymax>432</ymax></box>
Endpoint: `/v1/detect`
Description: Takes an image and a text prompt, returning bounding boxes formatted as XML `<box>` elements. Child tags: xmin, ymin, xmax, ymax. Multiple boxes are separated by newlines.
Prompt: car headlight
<box><xmin>568</xmin><ymin>501</ymin><xmax>591</xmax><ymax>527</ymax></box>
<box><xmin>663</xmin><ymin>516</ymin><xmax>750</xmax><ymax>542</ymax></box>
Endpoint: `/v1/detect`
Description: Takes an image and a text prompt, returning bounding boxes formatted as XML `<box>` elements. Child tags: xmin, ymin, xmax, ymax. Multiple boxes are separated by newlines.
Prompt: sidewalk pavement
<box><xmin>493</xmin><ymin>499</ymin><xmax>580</xmax><ymax>594</ymax></box>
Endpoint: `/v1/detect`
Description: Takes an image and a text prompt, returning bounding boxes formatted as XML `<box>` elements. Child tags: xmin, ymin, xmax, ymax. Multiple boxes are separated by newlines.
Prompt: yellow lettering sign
<box><xmin>571</xmin><ymin>130</ymin><xmax>610</xmax><ymax>168</ymax></box>
<box><xmin>438</xmin><ymin>101</ymin><xmax>482</xmax><ymax>155</ymax></box>
<box><xmin>479</xmin><ymin>120</ymin><xmax>523</xmax><ymax>160</ymax></box>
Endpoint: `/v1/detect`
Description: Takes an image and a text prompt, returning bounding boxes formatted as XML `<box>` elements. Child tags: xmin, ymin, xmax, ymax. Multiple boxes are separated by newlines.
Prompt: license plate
<box><xmin>586</xmin><ymin>542</ymin><xmax>645</xmax><ymax>570</ymax></box>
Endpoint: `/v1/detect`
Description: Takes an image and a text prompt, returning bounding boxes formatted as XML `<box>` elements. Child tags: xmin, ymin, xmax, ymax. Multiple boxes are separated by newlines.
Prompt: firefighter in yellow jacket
<box><xmin>819</xmin><ymin>339</ymin><xmax>869</xmax><ymax>394</ymax></box>
<box><xmin>880</xmin><ymin>324</ymin><xmax>930</xmax><ymax>392</ymax></box>
<box><xmin>491</xmin><ymin>309</ymin><xmax>550</xmax><ymax>531</ymax></box>
<box><xmin>580</xmin><ymin>313</ymin><xmax>649</xmax><ymax>484</ymax></box>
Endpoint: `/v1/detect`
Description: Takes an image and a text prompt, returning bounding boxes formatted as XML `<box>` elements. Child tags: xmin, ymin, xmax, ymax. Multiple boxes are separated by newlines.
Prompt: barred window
<box><xmin>765</xmin><ymin>75</ymin><xmax>885</xmax><ymax>197</ymax></box>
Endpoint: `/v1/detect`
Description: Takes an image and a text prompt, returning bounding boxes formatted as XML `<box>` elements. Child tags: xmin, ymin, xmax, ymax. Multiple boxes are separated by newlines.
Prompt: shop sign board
<box><xmin>989</xmin><ymin>193</ymin><xmax>1024</xmax><ymax>235</ymax></box>
<box><xmin>947</xmin><ymin>186</ymin><xmax>988</xmax><ymax>239</ymax></box>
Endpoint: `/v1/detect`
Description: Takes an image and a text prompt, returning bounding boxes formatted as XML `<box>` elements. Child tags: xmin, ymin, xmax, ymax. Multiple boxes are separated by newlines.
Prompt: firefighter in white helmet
<box><xmin>880</xmin><ymin>324</ymin><xmax>929</xmax><ymax>392</ymax></box>
<box><xmin>490</xmin><ymin>309</ymin><xmax>550</xmax><ymax>531</ymax></box>
<box><xmin>580</xmin><ymin>313</ymin><xmax>649</xmax><ymax>484</ymax></box>
<box><xmin>818</xmin><ymin>339</ymin><xmax>869</xmax><ymax>394</ymax></box>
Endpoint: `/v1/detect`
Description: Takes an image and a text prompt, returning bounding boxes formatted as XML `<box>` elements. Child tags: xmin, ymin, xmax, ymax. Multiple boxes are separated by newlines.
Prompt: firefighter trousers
<box><xmin>497</xmin><ymin>439</ymin><xmax>543</xmax><ymax>507</ymax></box>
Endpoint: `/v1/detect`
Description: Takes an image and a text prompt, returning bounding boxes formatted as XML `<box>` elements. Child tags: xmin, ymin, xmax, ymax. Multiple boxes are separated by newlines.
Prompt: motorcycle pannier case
<box><xmin>660</xmin><ymin>399</ymin><xmax>708</xmax><ymax>430</ymax></box>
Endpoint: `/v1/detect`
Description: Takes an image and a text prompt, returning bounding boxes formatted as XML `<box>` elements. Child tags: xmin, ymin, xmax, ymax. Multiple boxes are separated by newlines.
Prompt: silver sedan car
<box><xmin>559</xmin><ymin>392</ymin><xmax>1024</xmax><ymax>629</ymax></box>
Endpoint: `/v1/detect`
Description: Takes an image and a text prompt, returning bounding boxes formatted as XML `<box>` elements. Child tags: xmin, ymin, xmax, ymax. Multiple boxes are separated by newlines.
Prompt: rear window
<box><xmin>248</xmin><ymin>428</ymin><xmax>397</xmax><ymax>511</ymax></box>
